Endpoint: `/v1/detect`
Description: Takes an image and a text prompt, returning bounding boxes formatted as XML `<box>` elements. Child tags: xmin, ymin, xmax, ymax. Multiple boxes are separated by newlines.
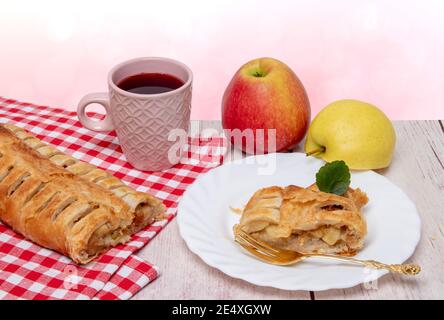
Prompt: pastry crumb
<box><xmin>229</xmin><ymin>206</ymin><xmax>243</xmax><ymax>215</ymax></box>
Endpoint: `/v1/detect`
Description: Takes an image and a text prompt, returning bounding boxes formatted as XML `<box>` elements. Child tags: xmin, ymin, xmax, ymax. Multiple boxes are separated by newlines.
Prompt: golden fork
<box><xmin>234</xmin><ymin>228</ymin><xmax>421</xmax><ymax>275</ymax></box>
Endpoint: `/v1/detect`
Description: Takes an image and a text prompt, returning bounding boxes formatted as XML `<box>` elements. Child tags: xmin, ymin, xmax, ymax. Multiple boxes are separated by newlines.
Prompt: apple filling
<box><xmin>252</xmin><ymin>224</ymin><xmax>362</xmax><ymax>255</ymax></box>
<box><xmin>77</xmin><ymin>222</ymin><xmax>131</xmax><ymax>262</ymax></box>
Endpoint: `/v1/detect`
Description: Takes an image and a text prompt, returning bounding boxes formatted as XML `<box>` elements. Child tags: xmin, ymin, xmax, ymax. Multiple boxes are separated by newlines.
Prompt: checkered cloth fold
<box><xmin>0</xmin><ymin>97</ymin><xmax>226</xmax><ymax>299</ymax></box>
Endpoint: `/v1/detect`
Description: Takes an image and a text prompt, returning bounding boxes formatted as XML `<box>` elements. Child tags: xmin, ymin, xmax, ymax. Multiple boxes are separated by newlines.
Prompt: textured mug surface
<box><xmin>78</xmin><ymin>57</ymin><xmax>192</xmax><ymax>171</ymax></box>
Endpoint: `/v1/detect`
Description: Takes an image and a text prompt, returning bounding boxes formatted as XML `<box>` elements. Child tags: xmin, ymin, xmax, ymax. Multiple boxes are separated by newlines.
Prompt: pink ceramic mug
<box><xmin>77</xmin><ymin>57</ymin><xmax>193</xmax><ymax>171</ymax></box>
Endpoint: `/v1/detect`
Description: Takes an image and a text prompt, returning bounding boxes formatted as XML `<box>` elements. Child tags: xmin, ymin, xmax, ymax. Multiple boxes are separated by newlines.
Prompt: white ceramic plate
<box><xmin>177</xmin><ymin>153</ymin><xmax>421</xmax><ymax>291</ymax></box>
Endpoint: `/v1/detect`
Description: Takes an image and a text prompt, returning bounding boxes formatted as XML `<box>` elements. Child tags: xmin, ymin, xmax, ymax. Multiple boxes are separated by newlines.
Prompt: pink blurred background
<box><xmin>0</xmin><ymin>0</ymin><xmax>443</xmax><ymax>120</ymax></box>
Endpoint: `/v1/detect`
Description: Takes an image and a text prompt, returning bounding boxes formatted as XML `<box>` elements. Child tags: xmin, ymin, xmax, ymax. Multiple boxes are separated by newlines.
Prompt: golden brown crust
<box><xmin>0</xmin><ymin>124</ymin><xmax>166</xmax><ymax>264</ymax></box>
<box><xmin>238</xmin><ymin>184</ymin><xmax>368</xmax><ymax>255</ymax></box>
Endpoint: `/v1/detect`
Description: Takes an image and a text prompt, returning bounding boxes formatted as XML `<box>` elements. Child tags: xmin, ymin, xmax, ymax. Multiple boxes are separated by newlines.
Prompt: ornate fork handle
<box><xmin>361</xmin><ymin>260</ymin><xmax>421</xmax><ymax>275</ymax></box>
<box><xmin>307</xmin><ymin>254</ymin><xmax>421</xmax><ymax>275</ymax></box>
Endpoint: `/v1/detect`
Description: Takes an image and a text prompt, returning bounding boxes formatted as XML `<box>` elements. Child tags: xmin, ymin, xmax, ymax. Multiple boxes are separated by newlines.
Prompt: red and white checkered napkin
<box><xmin>0</xmin><ymin>97</ymin><xmax>227</xmax><ymax>300</ymax></box>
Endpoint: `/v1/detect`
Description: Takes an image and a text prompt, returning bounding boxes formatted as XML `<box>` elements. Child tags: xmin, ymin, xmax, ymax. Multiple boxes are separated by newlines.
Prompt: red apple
<box><xmin>222</xmin><ymin>57</ymin><xmax>310</xmax><ymax>154</ymax></box>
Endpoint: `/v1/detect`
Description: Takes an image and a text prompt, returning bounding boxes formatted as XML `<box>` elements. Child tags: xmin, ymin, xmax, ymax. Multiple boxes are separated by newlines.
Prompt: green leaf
<box><xmin>315</xmin><ymin>160</ymin><xmax>351</xmax><ymax>196</ymax></box>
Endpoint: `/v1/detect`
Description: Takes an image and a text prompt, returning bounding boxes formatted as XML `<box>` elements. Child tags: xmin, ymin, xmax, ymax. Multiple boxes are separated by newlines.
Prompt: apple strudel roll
<box><xmin>0</xmin><ymin>124</ymin><xmax>165</xmax><ymax>264</ymax></box>
<box><xmin>236</xmin><ymin>184</ymin><xmax>368</xmax><ymax>256</ymax></box>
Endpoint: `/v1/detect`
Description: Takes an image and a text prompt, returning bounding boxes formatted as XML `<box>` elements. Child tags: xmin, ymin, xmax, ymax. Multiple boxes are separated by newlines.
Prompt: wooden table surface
<box><xmin>133</xmin><ymin>120</ymin><xmax>444</xmax><ymax>300</ymax></box>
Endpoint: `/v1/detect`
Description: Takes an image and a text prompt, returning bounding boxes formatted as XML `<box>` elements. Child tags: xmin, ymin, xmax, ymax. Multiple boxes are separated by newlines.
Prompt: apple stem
<box><xmin>306</xmin><ymin>147</ymin><xmax>325</xmax><ymax>157</ymax></box>
<box><xmin>252</xmin><ymin>70</ymin><xmax>265</xmax><ymax>77</ymax></box>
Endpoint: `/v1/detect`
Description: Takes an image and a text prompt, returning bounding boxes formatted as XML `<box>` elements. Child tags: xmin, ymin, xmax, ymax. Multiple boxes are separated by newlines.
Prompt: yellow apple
<box><xmin>304</xmin><ymin>99</ymin><xmax>396</xmax><ymax>169</ymax></box>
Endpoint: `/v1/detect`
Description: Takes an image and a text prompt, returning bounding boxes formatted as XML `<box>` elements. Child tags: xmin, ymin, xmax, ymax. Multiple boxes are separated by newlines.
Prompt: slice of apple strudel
<box><xmin>235</xmin><ymin>184</ymin><xmax>368</xmax><ymax>256</ymax></box>
<box><xmin>0</xmin><ymin>124</ymin><xmax>165</xmax><ymax>264</ymax></box>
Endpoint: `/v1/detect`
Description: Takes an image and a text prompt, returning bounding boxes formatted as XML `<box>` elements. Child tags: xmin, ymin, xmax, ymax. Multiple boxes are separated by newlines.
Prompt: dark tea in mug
<box><xmin>117</xmin><ymin>73</ymin><xmax>184</xmax><ymax>94</ymax></box>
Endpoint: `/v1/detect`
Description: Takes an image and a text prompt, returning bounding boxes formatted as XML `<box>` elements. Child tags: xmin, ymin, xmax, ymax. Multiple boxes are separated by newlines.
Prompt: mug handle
<box><xmin>77</xmin><ymin>92</ymin><xmax>114</xmax><ymax>132</ymax></box>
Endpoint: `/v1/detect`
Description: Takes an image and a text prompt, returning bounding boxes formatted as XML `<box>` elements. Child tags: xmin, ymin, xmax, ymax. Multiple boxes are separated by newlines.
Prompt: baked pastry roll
<box><xmin>236</xmin><ymin>184</ymin><xmax>368</xmax><ymax>255</ymax></box>
<box><xmin>0</xmin><ymin>124</ymin><xmax>165</xmax><ymax>264</ymax></box>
